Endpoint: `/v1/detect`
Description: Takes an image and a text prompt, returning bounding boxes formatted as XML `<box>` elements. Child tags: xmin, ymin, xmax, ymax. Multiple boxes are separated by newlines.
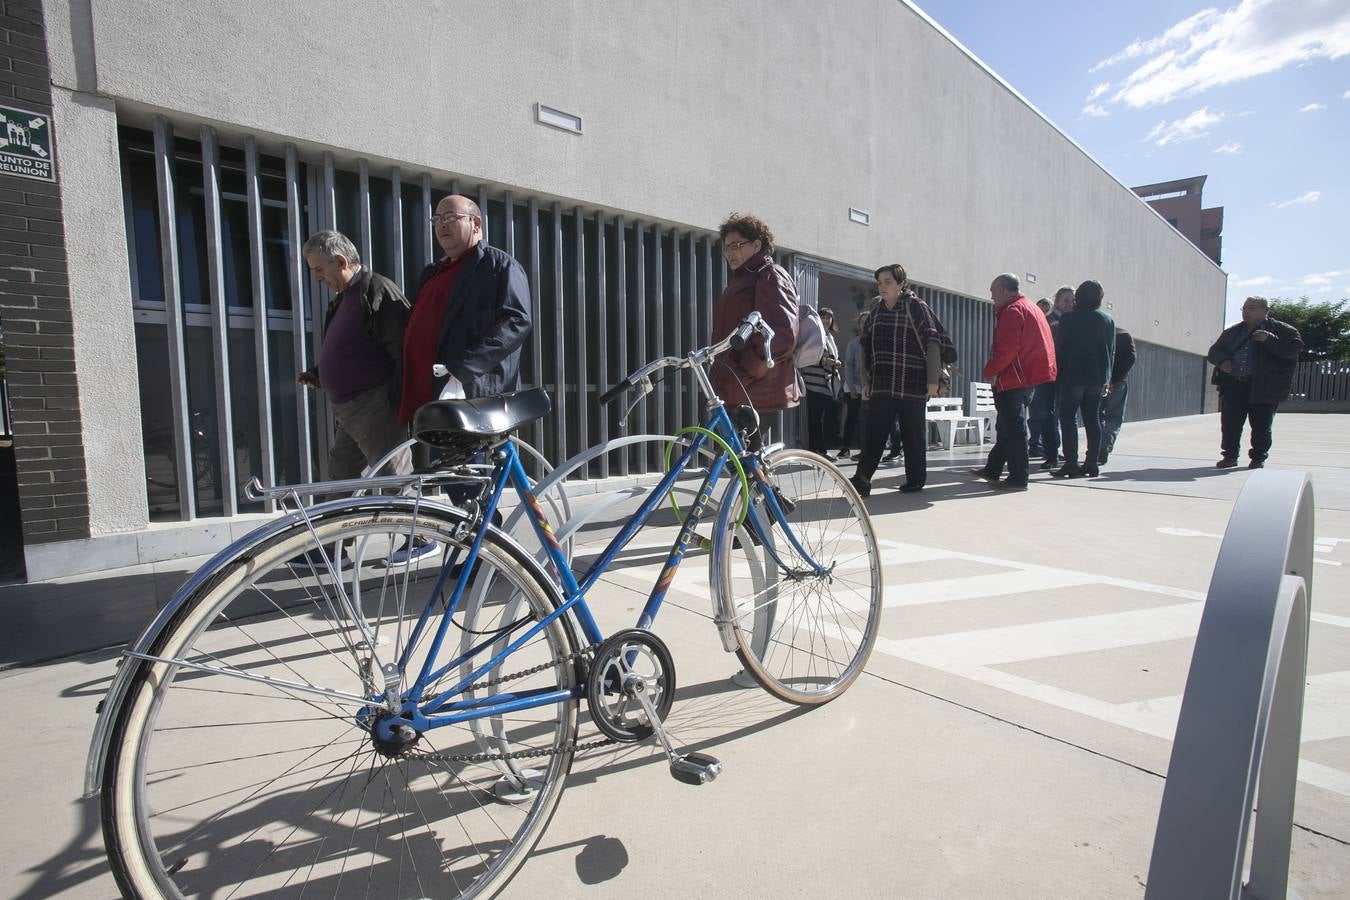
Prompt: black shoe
<box><xmin>848</xmin><ymin>475</ymin><xmax>871</xmax><ymax>498</ymax></box>
<box><xmin>968</xmin><ymin>467</ymin><xmax>999</xmax><ymax>482</ymax></box>
<box><xmin>288</xmin><ymin>546</ymin><xmax>351</xmax><ymax>573</ymax></box>
<box><xmin>882</xmin><ymin>451</ymin><xmax>901</xmax><ymax>463</ymax></box>
<box><xmin>1216</xmin><ymin>457</ymin><xmax>1239</xmax><ymax>469</ymax></box>
<box><xmin>1028</xmin><ymin>445</ymin><xmax>1044</xmax><ymax>458</ymax></box>
<box><xmin>1039</xmin><ymin>456</ymin><xmax>1060</xmax><ymax>470</ymax></box>
<box><xmin>1098</xmin><ymin>450</ymin><xmax>1110</xmax><ymax>465</ymax></box>
<box><xmin>1248</xmin><ymin>459</ymin><xmax>1265</xmax><ymax>469</ymax></box>
<box><xmin>1083</xmin><ymin>465</ymin><xmax>1100</xmax><ymax>478</ymax></box>
<box><xmin>899</xmin><ymin>483</ymin><xmax>924</xmax><ymax>493</ymax></box>
<box><xmin>1052</xmin><ymin>463</ymin><xmax>1084</xmax><ymax>478</ymax></box>
<box><xmin>834</xmin><ymin>448</ymin><xmax>852</xmax><ymax>461</ymax></box>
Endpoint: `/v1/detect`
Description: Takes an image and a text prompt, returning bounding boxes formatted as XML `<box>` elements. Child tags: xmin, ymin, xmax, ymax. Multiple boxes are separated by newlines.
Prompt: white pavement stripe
<box><xmin>885</xmin><ymin>568</ymin><xmax>1098</xmax><ymax>609</ymax></box>
<box><xmin>1123</xmin><ymin>671</ymin><xmax>1350</xmax><ymax>744</ymax></box>
<box><xmin>876</xmin><ymin>603</ymin><xmax>1202</xmax><ymax>668</ymax></box>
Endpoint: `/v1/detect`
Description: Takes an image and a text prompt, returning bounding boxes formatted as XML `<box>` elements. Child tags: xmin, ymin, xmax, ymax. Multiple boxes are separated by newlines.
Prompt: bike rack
<box><xmin>1145</xmin><ymin>470</ymin><xmax>1315</xmax><ymax>900</ymax></box>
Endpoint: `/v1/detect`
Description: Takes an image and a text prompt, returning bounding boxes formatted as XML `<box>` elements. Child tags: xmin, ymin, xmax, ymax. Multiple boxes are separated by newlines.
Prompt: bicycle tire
<box><xmin>713</xmin><ymin>449</ymin><xmax>883</xmax><ymax>705</ymax></box>
<box><xmin>101</xmin><ymin>503</ymin><xmax>579</xmax><ymax>899</ymax></box>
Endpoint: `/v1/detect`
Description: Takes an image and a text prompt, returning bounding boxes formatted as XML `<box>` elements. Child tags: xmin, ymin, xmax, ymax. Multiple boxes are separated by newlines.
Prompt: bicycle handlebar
<box><xmin>599</xmin><ymin>311</ymin><xmax>774</xmax><ymax>408</ymax></box>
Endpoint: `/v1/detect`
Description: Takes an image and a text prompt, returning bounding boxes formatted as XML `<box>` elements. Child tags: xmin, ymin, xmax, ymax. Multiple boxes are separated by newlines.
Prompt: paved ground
<box><xmin>3</xmin><ymin>412</ymin><xmax>1348</xmax><ymax>897</ymax></box>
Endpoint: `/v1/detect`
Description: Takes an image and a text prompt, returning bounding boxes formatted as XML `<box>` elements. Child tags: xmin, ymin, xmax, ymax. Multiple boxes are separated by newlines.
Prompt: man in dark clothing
<box><xmin>1207</xmin><ymin>296</ymin><xmax>1303</xmax><ymax>468</ymax></box>
<box><xmin>299</xmin><ymin>229</ymin><xmax>412</xmax><ymax>479</ymax></box>
<box><xmin>1097</xmin><ymin>328</ymin><xmax>1136</xmax><ymax>465</ymax></box>
<box><xmin>400</xmin><ymin>195</ymin><xmax>532</xmax><ymax>420</ymax></box>
<box><xmin>970</xmin><ymin>273</ymin><xmax>1056</xmax><ymax>490</ymax></box>
<box><xmin>1030</xmin><ymin>286</ymin><xmax>1074</xmax><ymax>468</ymax></box>
<box><xmin>1052</xmin><ymin>280</ymin><xmax>1114</xmax><ymax>479</ymax></box>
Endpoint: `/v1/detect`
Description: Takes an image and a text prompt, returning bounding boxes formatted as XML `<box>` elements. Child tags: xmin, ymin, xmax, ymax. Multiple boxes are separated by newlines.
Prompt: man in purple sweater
<box><xmin>299</xmin><ymin>230</ymin><xmax>413</xmax><ymax>481</ymax></box>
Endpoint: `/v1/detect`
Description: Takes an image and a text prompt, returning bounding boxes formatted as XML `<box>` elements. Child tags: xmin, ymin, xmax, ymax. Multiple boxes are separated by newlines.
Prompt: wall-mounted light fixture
<box><xmin>1025</xmin><ymin>273</ymin><xmax>1038</xmax><ymax>284</ymax></box>
<box><xmin>535</xmin><ymin>103</ymin><xmax>582</xmax><ymax>135</ymax></box>
<box><xmin>848</xmin><ymin>207</ymin><xmax>870</xmax><ymax>226</ymax></box>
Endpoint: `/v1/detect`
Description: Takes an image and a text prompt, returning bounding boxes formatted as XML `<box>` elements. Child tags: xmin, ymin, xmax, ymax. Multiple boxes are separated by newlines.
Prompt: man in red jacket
<box><xmin>970</xmin><ymin>273</ymin><xmax>1057</xmax><ymax>489</ymax></box>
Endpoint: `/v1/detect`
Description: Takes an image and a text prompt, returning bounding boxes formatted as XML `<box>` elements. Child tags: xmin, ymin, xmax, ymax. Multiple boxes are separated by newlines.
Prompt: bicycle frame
<box><xmin>383</xmin><ymin>400</ymin><xmax>820</xmax><ymax>738</ymax></box>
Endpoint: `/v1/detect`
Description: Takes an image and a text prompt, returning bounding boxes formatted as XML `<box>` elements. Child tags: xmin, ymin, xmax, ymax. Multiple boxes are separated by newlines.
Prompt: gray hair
<box><xmin>302</xmin><ymin>229</ymin><xmax>361</xmax><ymax>265</ymax></box>
<box><xmin>994</xmin><ymin>273</ymin><xmax>1019</xmax><ymax>292</ymax></box>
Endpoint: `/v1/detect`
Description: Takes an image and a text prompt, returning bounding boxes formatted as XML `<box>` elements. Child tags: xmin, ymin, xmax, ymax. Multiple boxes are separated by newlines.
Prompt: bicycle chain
<box><xmin>409</xmin><ymin>643</ymin><xmax>619</xmax><ymax>764</ymax></box>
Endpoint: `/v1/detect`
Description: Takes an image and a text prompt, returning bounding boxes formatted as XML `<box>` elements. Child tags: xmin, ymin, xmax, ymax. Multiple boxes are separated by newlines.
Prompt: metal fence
<box><xmin>1287</xmin><ymin>360</ymin><xmax>1350</xmax><ymax>405</ymax></box>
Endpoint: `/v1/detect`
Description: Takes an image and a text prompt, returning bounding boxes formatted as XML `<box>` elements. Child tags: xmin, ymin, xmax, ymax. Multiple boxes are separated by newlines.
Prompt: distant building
<box><xmin>1132</xmin><ymin>176</ymin><xmax>1224</xmax><ymax>266</ymax></box>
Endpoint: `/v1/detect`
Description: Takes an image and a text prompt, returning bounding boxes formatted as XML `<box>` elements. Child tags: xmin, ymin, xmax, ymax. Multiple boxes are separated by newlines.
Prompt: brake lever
<box><xmin>758</xmin><ymin>319</ymin><xmax>776</xmax><ymax>369</ymax></box>
<box><xmin>619</xmin><ymin>377</ymin><xmax>653</xmax><ymax>427</ymax></box>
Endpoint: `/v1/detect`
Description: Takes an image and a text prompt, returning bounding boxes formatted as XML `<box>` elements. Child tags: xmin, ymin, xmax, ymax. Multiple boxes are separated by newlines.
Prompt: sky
<box><xmin>914</xmin><ymin>0</ymin><xmax>1349</xmax><ymax>326</ymax></box>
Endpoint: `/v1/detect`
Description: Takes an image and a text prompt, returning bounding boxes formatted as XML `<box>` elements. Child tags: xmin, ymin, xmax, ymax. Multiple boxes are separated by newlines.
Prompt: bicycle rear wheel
<box><xmin>714</xmin><ymin>449</ymin><xmax>882</xmax><ymax>704</ymax></box>
<box><xmin>101</xmin><ymin>503</ymin><xmax>578</xmax><ymax>899</ymax></box>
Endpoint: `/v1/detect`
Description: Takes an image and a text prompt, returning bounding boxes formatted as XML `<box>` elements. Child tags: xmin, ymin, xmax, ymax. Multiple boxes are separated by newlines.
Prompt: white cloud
<box><xmin>1300</xmin><ymin>102</ymin><xmax>1327</xmax><ymax>111</ymax></box>
<box><xmin>1344</xmin><ymin>89</ymin><xmax>1350</xmax><ymax>99</ymax></box>
<box><xmin>1235</xmin><ymin>276</ymin><xmax>1275</xmax><ymax>287</ymax></box>
<box><xmin>1144</xmin><ymin>107</ymin><xmax>1222</xmax><ymax>146</ymax></box>
<box><xmin>1086</xmin><ymin>82</ymin><xmax>1111</xmax><ymax>102</ymax></box>
<box><xmin>1272</xmin><ymin>190</ymin><xmax>1320</xmax><ymax>208</ymax></box>
<box><xmin>1301</xmin><ymin>270</ymin><xmax>1346</xmax><ymax>285</ymax></box>
<box><xmin>1092</xmin><ymin>0</ymin><xmax>1350</xmax><ymax>108</ymax></box>
<box><xmin>1214</xmin><ymin>141</ymin><xmax>1243</xmax><ymax>153</ymax></box>
<box><xmin>1082</xmin><ymin>103</ymin><xmax>1111</xmax><ymax>118</ymax></box>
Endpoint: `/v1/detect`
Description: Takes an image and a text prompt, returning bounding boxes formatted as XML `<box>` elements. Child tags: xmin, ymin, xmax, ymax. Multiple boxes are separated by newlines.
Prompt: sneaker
<box><xmin>1248</xmin><ymin>459</ymin><xmax>1265</xmax><ymax>469</ymax></box>
<box><xmin>287</xmin><ymin>546</ymin><xmax>350</xmax><ymax>573</ymax></box>
<box><xmin>848</xmin><ymin>475</ymin><xmax>871</xmax><ymax>498</ymax></box>
<box><xmin>1039</xmin><ymin>456</ymin><xmax>1060</xmax><ymax>470</ymax></box>
<box><xmin>1052</xmin><ymin>463</ymin><xmax>1084</xmax><ymax>478</ymax></box>
<box><xmin>386</xmin><ymin>536</ymin><xmax>439</xmax><ymax>566</ymax></box>
<box><xmin>1216</xmin><ymin>457</ymin><xmax>1239</xmax><ymax>469</ymax></box>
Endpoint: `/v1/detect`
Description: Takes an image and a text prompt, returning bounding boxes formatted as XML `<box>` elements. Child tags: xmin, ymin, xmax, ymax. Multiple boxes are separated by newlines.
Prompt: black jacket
<box><xmin>409</xmin><ymin>242</ymin><xmax>532</xmax><ymax>399</ymax></box>
<box><xmin>1110</xmin><ymin>329</ymin><xmax>1136</xmax><ymax>385</ymax></box>
<box><xmin>1207</xmin><ymin>317</ymin><xmax>1303</xmax><ymax>404</ymax></box>
<box><xmin>308</xmin><ymin>269</ymin><xmax>411</xmax><ymax>397</ymax></box>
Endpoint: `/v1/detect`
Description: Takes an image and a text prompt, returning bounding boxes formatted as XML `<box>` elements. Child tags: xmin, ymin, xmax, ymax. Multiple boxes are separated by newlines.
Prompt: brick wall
<box><xmin>0</xmin><ymin>0</ymin><xmax>90</xmax><ymax>545</ymax></box>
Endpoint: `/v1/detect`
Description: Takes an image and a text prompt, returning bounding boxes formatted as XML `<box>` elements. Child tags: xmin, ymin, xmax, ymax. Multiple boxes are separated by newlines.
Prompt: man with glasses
<box><xmin>1207</xmin><ymin>296</ymin><xmax>1303</xmax><ymax>469</ymax></box>
<box><xmin>400</xmin><ymin>195</ymin><xmax>532</xmax><ymax>420</ymax></box>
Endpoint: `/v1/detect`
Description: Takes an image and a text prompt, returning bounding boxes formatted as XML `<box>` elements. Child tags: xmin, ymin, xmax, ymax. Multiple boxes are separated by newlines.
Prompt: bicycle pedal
<box><xmin>669</xmin><ymin>751</ymin><xmax>721</xmax><ymax>785</ymax></box>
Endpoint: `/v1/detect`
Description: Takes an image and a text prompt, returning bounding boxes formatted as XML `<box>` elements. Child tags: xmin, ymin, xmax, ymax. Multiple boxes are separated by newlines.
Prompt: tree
<box><xmin>1266</xmin><ymin>297</ymin><xmax>1350</xmax><ymax>362</ymax></box>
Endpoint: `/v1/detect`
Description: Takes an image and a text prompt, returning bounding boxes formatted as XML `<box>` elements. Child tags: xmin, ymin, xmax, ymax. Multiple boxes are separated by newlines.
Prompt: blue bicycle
<box><xmin>89</xmin><ymin>311</ymin><xmax>883</xmax><ymax>898</ymax></box>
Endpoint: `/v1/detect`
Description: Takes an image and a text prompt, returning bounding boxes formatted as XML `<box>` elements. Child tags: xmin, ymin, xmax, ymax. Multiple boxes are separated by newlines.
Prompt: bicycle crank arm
<box><xmin>623</xmin><ymin>673</ymin><xmax>722</xmax><ymax>785</ymax></box>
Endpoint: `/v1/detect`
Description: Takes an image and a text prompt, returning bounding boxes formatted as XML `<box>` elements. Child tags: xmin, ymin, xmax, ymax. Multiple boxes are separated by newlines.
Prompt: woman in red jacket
<box><xmin>710</xmin><ymin>213</ymin><xmax>800</xmax><ymax>421</ymax></box>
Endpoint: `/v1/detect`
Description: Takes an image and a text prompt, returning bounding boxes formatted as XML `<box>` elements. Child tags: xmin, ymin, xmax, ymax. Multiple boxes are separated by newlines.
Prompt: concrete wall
<box><xmin>48</xmin><ymin>0</ymin><xmax>1224</xmax><ymax>358</ymax></box>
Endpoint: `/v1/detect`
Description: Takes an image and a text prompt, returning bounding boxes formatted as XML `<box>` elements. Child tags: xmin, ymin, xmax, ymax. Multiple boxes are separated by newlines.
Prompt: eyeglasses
<box><xmin>431</xmin><ymin>213</ymin><xmax>474</xmax><ymax>227</ymax></box>
<box><xmin>722</xmin><ymin>238</ymin><xmax>757</xmax><ymax>253</ymax></box>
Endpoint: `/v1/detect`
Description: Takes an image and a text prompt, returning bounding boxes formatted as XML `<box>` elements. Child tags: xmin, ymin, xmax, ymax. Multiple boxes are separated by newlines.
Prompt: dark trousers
<box><xmin>1029</xmin><ymin>381</ymin><xmax>1059</xmax><ymax>458</ymax></box>
<box><xmin>981</xmin><ymin>387</ymin><xmax>1034</xmax><ymax>483</ymax></box>
<box><xmin>1099</xmin><ymin>381</ymin><xmax>1129</xmax><ymax>456</ymax></box>
<box><xmin>840</xmin><ymin>394</ymin><xmax>862</xmax><ymax>448</ymax></box>
<box><xmin>856</xmin><ymin>395</ymin><xmax>927</xmax><ymax>486</ymax></box>
<box><xmin>804</xmin><ymin>390</ymin><xmax>840</xmax><ymax>455</ymax></box>
<box><xmin>1220</xmin><ymin>381</ymin><xmax>1277</xmax><ymax>461</ymax></box>
<box><xmin>1058</xmin><ymin>383</ymin><xmax>1104</xmax><ymax>467</ymax></box>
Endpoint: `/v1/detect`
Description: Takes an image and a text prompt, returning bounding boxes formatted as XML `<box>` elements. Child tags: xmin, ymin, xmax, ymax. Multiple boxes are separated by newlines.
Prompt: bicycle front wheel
<box><xmin>100</xmin><ymin>503</ymin><xmax>578</xmax><ymax>899</ymax></box>
<box><xmin>714</xmin><ymin>449</ymin><xmax>883</xmax><ymax>705</ymax></box>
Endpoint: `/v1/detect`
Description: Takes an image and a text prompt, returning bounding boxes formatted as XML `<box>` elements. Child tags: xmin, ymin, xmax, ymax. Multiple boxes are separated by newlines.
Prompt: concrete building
<box><xmin>1132</xmin><ymin>175</ymin><xmax>1224</xmax><ymax>266</ymax></box>
<box><xmin>0</xmin><ymin>0</ymin><xmax>1227</xmax><ymax>581</ymax></box>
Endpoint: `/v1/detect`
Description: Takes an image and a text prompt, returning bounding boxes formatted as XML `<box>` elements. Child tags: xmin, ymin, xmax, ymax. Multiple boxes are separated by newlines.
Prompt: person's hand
<box><xmin>297</xmin><ymin>371</ymin><xmax>320</xmax><ymax>389</ymax></box>
<box><xmin>1219</xmin><ymin>360</ymin><xmax>1234</xmax><ymax>373</ymax></box>
<box><xmin>927</xmin><ymin>383</ymin><xmax>939</xmax><ymax>398</ymax></box>
<box><xmin>862</xmin><ymin>385</ymin><xmax>871</xmax><ymax>401</ymax></box>
<box><xmin>1252</xmin><ymin>329</ymin><xmax>1270</xmax><ymax>343</ymax></box>
<box><xmin>850</xmin><ymin>390</ymin><xmax>860</xmax><ymax>399</ymax></box>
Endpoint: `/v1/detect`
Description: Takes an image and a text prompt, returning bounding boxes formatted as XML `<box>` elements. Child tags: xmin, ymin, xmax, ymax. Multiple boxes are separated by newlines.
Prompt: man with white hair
<box><xmin>299</xmin><ymin>229</ymin><xmax>413</xmax><ymax>480</ymax></box>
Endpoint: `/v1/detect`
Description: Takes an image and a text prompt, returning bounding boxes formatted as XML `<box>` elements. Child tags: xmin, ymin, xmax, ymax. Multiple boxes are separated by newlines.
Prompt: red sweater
<box><xmin>983</xmin><ymin>294</ymin><xmax>1056</xmax><ymax>390</ymax></box>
